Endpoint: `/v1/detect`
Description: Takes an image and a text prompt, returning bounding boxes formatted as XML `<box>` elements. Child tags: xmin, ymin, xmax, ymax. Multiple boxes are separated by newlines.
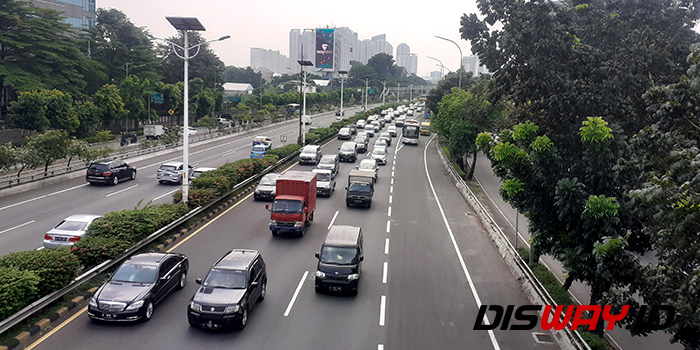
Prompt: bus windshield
<box><xmin>403</xmin><ymin>126</ymin><xmax>419</xmax><ymax>138</ymax></box>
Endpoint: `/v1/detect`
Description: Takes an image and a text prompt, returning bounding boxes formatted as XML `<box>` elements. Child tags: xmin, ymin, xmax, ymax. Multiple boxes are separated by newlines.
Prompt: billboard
<box><xmin>315</xmin><ymin>29</ymin><xmax>334</xmax><ymax>69</ymax></box>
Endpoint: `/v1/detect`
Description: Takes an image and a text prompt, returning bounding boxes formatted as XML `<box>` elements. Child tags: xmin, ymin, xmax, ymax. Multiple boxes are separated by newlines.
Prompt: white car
<box><xmin>191</xmin><ymin>167</ymin><xmax>216</xmax><ymax>180</ymax></box>
<box><xmin>43</xmin><ymin>214</ymin><xmax>103</xmax><ymax>249</ymax></box>
<box><xmin>356</xmin><ymin>159</ymin><xmax>378</xmax><ymax>183</ymax></box>
<box><xmin>387</xmin><ymin>126</ymin><xmax>397</xmax><ymax>137</ymax></box>
<box><xmin>157</xmin><ymin>161</ymin><xmax>194</xmax><ymax>184</ymax></box>
<box><xmin>370</xmin><ymin>148</ymin><xmax>387</xmax><ymax>165</ymax></box>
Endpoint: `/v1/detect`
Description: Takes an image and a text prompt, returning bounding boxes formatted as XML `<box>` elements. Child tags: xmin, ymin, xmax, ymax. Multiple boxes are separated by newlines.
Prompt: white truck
<box><xmin>143</xmin><ymin>125</ymin><xmax>166</xmax><ymax>140</ymax></box>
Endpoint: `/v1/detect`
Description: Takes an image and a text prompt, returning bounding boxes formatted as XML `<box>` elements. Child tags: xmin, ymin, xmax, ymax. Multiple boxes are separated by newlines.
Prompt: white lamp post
<box><xmin>435</xmin><ymin>35</ymin><xmax>463</xmax><ymax>89</ymax></box>
<box><xmin>338</xmin><ymin>70</ymin><xmax>348</xmax><ymax>117</ymax></box>
<box><xmin>164</xmin><ymin>17</ymin><xmax>229</xmax><ymax>203</ymax></box>
<box><xmin>297</xmin><ymin>59</ymin><xmax>313</xmax><ymax>145</ymax></box>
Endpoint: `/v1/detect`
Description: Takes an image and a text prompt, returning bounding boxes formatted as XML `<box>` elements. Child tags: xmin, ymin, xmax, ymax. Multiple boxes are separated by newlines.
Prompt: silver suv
<box><xmin>299</xmin><ymin>145</ymin><xmax>322</xmax><ymax>165</ymax></box>
<box><xmin>157</xmin><ymin>162</ymin><xmax>194</xmax><ymax>184</ymax></box>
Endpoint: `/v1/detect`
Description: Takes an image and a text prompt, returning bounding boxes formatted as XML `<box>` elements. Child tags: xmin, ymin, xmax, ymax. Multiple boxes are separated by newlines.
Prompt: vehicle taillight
<box><xmin>86</xmin><ymin>170</ymin><xmax>90</xmax><ymax>175</ymax></box>
<box><xmin>44</xmin><ymin>234</ymin><xmax>51</xmax><ymax>240</ymax></box>
<box><xmin>68</xmin><ymin>236</ymin><xmax>81</xmax><ymax>242</ymax></box>
<box><xmin>103</xmin><ymin>172</ymin><xmax>111</xmax><ymax>176</ymax></box>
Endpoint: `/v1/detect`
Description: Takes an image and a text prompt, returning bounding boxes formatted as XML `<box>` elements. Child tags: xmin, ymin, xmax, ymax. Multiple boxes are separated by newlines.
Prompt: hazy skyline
<box><xmin>96</xmin><ymin>0</ymin><xmax>481</xmax><ymax>77</ymax></box>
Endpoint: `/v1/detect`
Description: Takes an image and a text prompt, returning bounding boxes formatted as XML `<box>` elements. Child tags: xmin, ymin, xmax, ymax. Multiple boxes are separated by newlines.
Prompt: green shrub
<box><xmin>579</xmin><ymin>332</ymin><xmax>609</xmax><ymax>350</ymax></box>
<box><xmin>93</xmin><ymin>130</ymin><xmax>114</xmax><ymax>143</ymax></box>
<box><xmin>87</xmin><ymin>203</ymin><xmax>188</xmax><ymax>243</ymax></box>
<box><xmin>71</xmin><ymin>236</ymin><xmax>133</xmax><ymax>268</ymax></box>
<box><xmin>262</xmin><ymin>154</ymin><xmax>279</xmax><ymax>165</ymax></box>
<box><xmin>0</xmin><ymin>248</ymin><xmax>80</xmax><ymax>296</ymax></box>
<box><xmin>191</xmin><ymin>174</ymin><xmax>231</xmax><ymax>194</ymax></box>
<box><xmin>516</xmin><ymin>247</ymin><xmax>531</xmax><ymax>262</ymax></box>
<box><xmin>267</xmin><ymin>144</ymin><xmax>301</xmax><ymax>159</ymax></box>
<box><xmin>173</xmin><ymin>188</ymin><xmax>218</xmax><ymax>208</ymax></box>
<box><xmin>0</xmin><ymin>267</ymin><xmax>40</xmax><ymax>319</ymax></box>
<box><xmin>529</xmin><ymin>263</ymin><xmax>574</xmax><ymax>306</ymax></box>
<box><xmin>304</xmin><ymin>133</ymin><xmax>320</xmax><ymax>145</ymax></box>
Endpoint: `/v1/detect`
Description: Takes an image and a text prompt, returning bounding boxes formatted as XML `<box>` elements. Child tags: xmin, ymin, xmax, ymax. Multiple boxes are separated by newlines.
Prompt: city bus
<box><xmin>402</xmin><ymin>120</ymin><xmax>420</xmax><ymax>145</ymax></box>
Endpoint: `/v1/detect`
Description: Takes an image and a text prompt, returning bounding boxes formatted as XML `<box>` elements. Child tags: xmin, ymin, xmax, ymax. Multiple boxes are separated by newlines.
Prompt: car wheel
<box><xmin>258</xmin><ymin>280</ymin><xmax>267</xmax><ymax>301</ymax></box>
<box><xmin>142</xmin><ymin>300</ymin><xmax>154</xmax><ymax>322</ymax></box>
<box><xmin>178</xmin><ymin>177</ymin><xmax>183</xmax><ymax>185</ymax></box>
<box><xmin>131</xmin><ymin>171</ymin><xmax>137</xmax><ymax>180</ymax></box>
<box><xmin>176</xmin><ymin>270</ymin><xmax>187</xmax><ymax>290</ymax></box>
<box><xmin>367</xmin><ymin>202</ymin><xmax>372</xmax><ymax>208</ymax></box>
<box><xmin>111</xmin><ymin>176</ymin><xmax>119</xmax><ymax>186</ymax></box>
<box><xmin>315</xmin><ymin>285</ymin><xmax>322</xmax><ymax>293</ymax></box>
<box><xmin>271</xmin><ymin>230</ymin><xmax>278</xmax><ymax>236</ymax></box>
<box><xmin>238</xmin><ymin>307</ymin><xmax>248</xmax><ymax>329</ymax></box>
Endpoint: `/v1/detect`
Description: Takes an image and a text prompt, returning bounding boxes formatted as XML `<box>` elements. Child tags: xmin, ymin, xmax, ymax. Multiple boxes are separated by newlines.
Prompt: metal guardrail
<box><xmin>434</xmin><ymin>141</ymin><xmax>591</xmax><ymax>350</ymax></box>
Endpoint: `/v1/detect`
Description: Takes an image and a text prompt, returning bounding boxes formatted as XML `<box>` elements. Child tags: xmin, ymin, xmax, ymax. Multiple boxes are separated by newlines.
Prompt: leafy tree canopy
<box><xmin>158</xmin><ymin>31</ymin><xmax>225</xmax><ymax>90</ymax></box>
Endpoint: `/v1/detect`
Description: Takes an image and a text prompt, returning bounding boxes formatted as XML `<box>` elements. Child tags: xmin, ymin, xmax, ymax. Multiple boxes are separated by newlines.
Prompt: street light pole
<box><xmin>338</xmin><ymin>70</ymin><xmax>348</xmax><ymax>117</ymax></box>
<box><xmin>435</xmin><ymin>35</ymin><xmax>463</xmax><ymax>89</ymax></box>
<box><xmin>381</xmin><ymin>80</ymin><xmax>387</xmax><ymax>105</ymax></box>
<box><xmin>397</xmin><ymin>82</ymin><xmax>400</xmax><ymax>102</ymax></box>
<box><xmin>297</xmin><ymin>57</ymin><xmax>313</xmax><ymax>145</ymax></box>
<box><xmin>364</xmin><ymin>78</ymin><xmax>369</xmax><ymax>111</ymax></box>
<box><xmin>165</xmin><ymin>17</ymin><xmax>229</xmax><ymax>203</ymax></box>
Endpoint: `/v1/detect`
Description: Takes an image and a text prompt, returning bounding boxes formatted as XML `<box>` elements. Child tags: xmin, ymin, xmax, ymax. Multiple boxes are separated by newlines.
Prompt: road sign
<box><xmin>150</xmin><ymin>93</ymin><xmax>164</xmax><ymax>104</ymax></box>
<box><xmin>280</xmin><ymin>135</ymin><xmax>287</xmax><ymax>144</ymax></box>
<box><xmin>227</xmin><ymin>96</ymin><xmax>242</xmax><ymax>103</ymax></box>
<box><xmin>168</xmin><ymin>109</ymin><xmax>174</xmax><ymax>115</ymax></box>
<box><xmin>367</xmin><ymin>89</ymin><xmax>375</xmax><ymax>94</ymax></box>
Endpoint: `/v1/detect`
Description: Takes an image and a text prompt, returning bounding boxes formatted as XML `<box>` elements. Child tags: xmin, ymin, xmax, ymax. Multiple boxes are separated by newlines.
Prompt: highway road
<box><xmin>0</xmin><ymin>107</ymin><xmax>365</xmax><ymax>257</ymax></box>
<box><xmin>25</xmin><ymin>114</ymin><xmax>560</xmax><ymax>350</ymax></box>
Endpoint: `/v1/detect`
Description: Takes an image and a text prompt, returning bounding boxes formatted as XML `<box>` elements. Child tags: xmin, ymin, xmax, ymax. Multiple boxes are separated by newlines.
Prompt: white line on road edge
<box><xmin>284</xmin><ymin>271</ymin><xmax>309</xmax><ymax>317</ymax></box>
<box><xmin>423</xmin><ymin>135</ymin><xmax>501</xmax><ymax>350</ymax></box>
<box><xmin>0</xmin><ymin>183</ymin><xmax>89</xmax><ymax>212</ymax></box>
<box><xmin>105</xmin><ymin>184</ymin><xmax>139</xmax><ymax>197</ymax></box>
<box><xmin>36</xmin><ymin>246</ymin><xmax>44</xmax><ymax>250</ymax></box>
<box><xmin>379</xmin><ymin>295</ymin><xmax>386</xmax><ymax>326</ymax></box>
<box><xmin>389</xmin><ymin>195</ymin><xmax>392</xmax><ymax>204</ymax></box>
<box><xmin>0</xmin><ymin>220</ymin><xmax>35</xmax><ymax>235</ymax></box>
<box><xmin>383</xmin><ymin>262</ymin><xmax>388</xmax><ymax>283</ymax></box>
<box><xmin>327</xmin><ymin>210</ymin><xmax>339</xmax><ymax>230</ymax></box>
<box><xmin>153</xmin><ymin>189</ymin><xmax>179</xmax><ymax>201</ymax></box>
<box><xmin>388</xmin><ymin>207</ymin><xmax>392</xmax><ymax>217</ymax></box>
<box><xmin>386</xmin><ymin>220</ymin><xmax>391</xmax><ymax>233</ymax></box>
<box><xmin>390</xmin><ymin>186</ymin><xmax>393</xmax><ymax>193</ymax></box>
<box><xmin>385</xmin><ymin>238</ymin><xmax>389</xmax><ymax>254</ymax></box>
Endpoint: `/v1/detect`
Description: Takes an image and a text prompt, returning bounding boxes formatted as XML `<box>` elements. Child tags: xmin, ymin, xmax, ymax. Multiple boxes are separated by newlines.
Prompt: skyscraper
<box><xmin>396</xmin><ymin>43</ymin><xmax>418</xmax><ymax>75</ymax></box>
<box><xmin>23</xmin><ymin>0</ymin><xmax>95</xmax><ymax>29</ymax></box>
<box><xmin>250</xmin><ymin>48</ymin><xmax>290</xmax><ymax>74</ymax></box>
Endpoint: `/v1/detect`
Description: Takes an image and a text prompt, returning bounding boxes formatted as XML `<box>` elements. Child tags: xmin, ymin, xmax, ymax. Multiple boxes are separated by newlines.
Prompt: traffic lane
<box><xmin>272</xmin><ymin>133</ymin><xmax>397</xmax><ymax>350</ymax></box>
<box><xmin>0</xmin><ymin>111</ymin><xmax>346</xmax><ymax>254</ymax></box>
<box><xmin>28</xmin><ymin>131</ymin><xmax>366</xmax><ymax>350</ymax></box>
<box><xmin>423</xmin><ymin>138</ymin><xmax>558</xmax><ymax>349</ymax></box>
<box><xmin>386</xmin><ymin>140</ymin><xmax>498</xmax><ymax>350</ymax></box>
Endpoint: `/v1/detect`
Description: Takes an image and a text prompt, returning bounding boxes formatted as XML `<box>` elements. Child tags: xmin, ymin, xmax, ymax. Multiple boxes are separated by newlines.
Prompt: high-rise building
<box><xmin>22</xmin><ymin>0</ymin><xmax>95</xmax><ymax>30</ymax></box>
<box><xmin>462</xmin><ymin>56</ymin><xmax>489</xmax><ymax>76</ymax></box>
<box><xmin>396</xmin><ymin>43</ymin><xmax>418</xmax><ymax>75</ymax></box>
<box><xmin>354</xmin><ymin>34</ymin><xmax>394</xmax><ymax>64</ymax></box>
<box><xmin>250</xmin><ymin>48</ymin><xmax>290</xmax><ymax>75</ymax></box>
<box><xmin>288</xmin><ymin>29</ymin><xmax>316</xmax><ymax>71</ymax></box>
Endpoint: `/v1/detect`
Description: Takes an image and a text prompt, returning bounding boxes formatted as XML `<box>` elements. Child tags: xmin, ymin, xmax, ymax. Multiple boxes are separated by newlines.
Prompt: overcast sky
<box><xmin>97</xmin><ymin>0</ymin><xmax>481</xmax><ymax>77</ymax></box>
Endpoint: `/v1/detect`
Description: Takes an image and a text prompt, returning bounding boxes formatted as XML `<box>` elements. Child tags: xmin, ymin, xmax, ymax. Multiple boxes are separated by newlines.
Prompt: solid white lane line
<box><xmin>327</xmin><ymin>210</ymin><xmax>339</xmax><ymax>230</ymax></box>
<box><xmin>383</xmin><ymin>262</ymin><xmax>388</xmax><ymax>283</ymax></box>
<box><xmin>390</xmin><ymin>186</ymin><xmax>393</xmax><ymax>193</ymax></box>
<box><xmin>385</xmin><ymin>238</ymin><xmax>389</xmax><ymax>254</ymax></box>
<box><xmin>386</xmin><ymin>220</ymin><xmax>391</xmax><ymax>233</ymax></box>
<box><xmin>0</xmin><ymin>183</ymin><xmax>89</xmax><ymax>212</ymax></box>
<box><xmin>105</xmin><ymin>184</ymin><xmax>139</xmax><ymax>197</ymax></box>
<box><xmin>423</xmin><ymin>135</ymin><xmax>501</xmax><ymax>350</ymax></box>
<box><xmin>388</xmin><ymin>207</ymin><xmax>392</xmax><ymax>217</ymax></box>
<box><xmin>389</xmin><ymin>195</ymin><xmax>392</xmax><ymax>204</ymax></box>
<box><xmin>284</xmin><ymin>271</ymin><xmax>309</xmax><ymax>317</ymax></box>
<box><xmin>153</xmin><ymin>189</ymin><xmax>179</xmax><ymax>201</ymax></box>
<box><xmin>0</xmin><ymin>220</ymin><xmax>35</xmax><ymax>235</ymax></box>
<box><xmin>379</xmin><ymin>295</ymin><xmax>386</xmax><ymax>326</ymax></box>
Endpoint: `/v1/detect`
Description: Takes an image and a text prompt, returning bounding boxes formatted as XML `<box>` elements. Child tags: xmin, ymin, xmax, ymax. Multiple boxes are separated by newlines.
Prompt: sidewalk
<box><xmin>469</xmin><ymin>154</ymin><xmax>682</xmax><ymax>350</ymax></box>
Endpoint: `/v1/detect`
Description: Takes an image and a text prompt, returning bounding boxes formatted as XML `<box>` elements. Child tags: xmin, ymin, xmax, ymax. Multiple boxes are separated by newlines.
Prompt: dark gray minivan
<box><xmin>314</xmin><ymin>226</ymin><xmax>363</xmax><ymax>295</ymax></box>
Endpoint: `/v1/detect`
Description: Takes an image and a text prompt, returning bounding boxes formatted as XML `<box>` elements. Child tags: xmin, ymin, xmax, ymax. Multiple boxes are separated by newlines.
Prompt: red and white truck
<box><xmin>266</xmin><ymin>171</ymin><xmax>317</xmax><ymax>237</ymax></box>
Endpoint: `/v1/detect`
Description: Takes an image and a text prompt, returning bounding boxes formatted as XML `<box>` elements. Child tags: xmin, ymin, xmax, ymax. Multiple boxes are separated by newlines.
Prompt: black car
<box><xmin>338</xmin><ymin>142</ymin><xmax>358</xmax><ymax>162</ymax></box>
<box><xmin>315</xmin><ymin>226</ymin><xmax>363</xmax><ymax>295</ymax></box>
<box><xmin>86</xmin><ymin>160</ymin><xmax>137</xmax><ymax>186</ymax></box>
<box><xmin>88</xmin><ymin>253</ymin><xmax>189</xmax><ymax>322</ymax></box>
<box><xmin>188</xmin><ymin>249</ymin><xmax>267</xmax><ymax>329</ymax></box>
<box><xmin>346</xmin><ymin>123</ymin><xmax>357</xmax><ymax>135</ymax></box>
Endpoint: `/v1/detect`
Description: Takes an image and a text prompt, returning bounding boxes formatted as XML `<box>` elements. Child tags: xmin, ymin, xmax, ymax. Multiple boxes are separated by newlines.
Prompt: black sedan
<box><xmin>86</xmin><ymin>160</ymin><xmax>137</xmax><ymax>186</ymax></box>
<box><xmin>88</xmin><ymin>253</ymin><xmax>188</xmax><ymax>322</ymax></box>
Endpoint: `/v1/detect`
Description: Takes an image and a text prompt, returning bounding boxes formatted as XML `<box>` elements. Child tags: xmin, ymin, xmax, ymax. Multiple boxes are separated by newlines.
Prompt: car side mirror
<box><xmin>355</xmin><ymin>166</ymin><xmax>359</xmax><ymax>169</ymax></box>
<box><xmin>105</xmin><ymin>273</ymin><xmax>112</xmax><ymax>279</ymax></box>
<box><xmin>251</xmin><ymin>281</ymin><xmax>259</xmax><ymax>287</ymax></box>
<box><xmin>265</xmin><ymin>204</ymin><xmax>270</xmax><ymax>211</ymax></box>
<box><xmin>315</xmin><ymin>252</ymin><xmax>320</xmax><ymax>259</ymax></box>
<box><xmin>338</xmin><ymin>147</ymin><xmax>340</xmax><ymax>150</ymax></box>
<box><xmin>196</xmin><ymin>278</ymin><xmax>202</xmax><ymax>285</ymax></box>
<box><xmin>359</xmin><ymin>256</ymin><xmax>364</xmax><ymax>262</ymax></box>
<box><xmin>344</xmin><ymin>187</ymin><xmax>348</xmax><ymax>190</ymax></box>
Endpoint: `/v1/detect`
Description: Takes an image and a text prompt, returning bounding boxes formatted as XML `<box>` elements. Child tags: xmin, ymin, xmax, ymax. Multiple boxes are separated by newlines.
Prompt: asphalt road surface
<box><xmin>25</xmin><ymin>116</ymin><xmax>560</xmax><ymax>350</ymax></box>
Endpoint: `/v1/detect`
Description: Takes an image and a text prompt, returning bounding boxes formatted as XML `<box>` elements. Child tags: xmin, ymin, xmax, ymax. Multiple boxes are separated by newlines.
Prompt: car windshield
<box><xmin>381</xmin><ymin>133</ymin><xmax>390</xmax><ymax>138</ymax></box>
<box><xmin>159</xmin><ymin>165</ymin><xmax>177</xmax><ymax>172</ymax></box>
<box><xmin>341</xmin><ymin>144</ymin><xmax>355</xmax><ymax>151</ymax></box>
<box><xmin>112</xmin><ymin>264</ymin><xmax>157</xmax><ymax>283</ymax></box>
<box><xmin>340</xmin><ymin>128</ymin><xmax>349</xmax><ymax>133</ymax></box>
<box><xmin>375</xmin><ymin>140</ymin><xmax>387</xmax><ymax>145</ymax></box>
<box><xmin>54</xmin><ymin>220</ymin><xmax>89</xmax><ymax>231</ymax></box>
<box><xmin>301</xmin><ymin>148</ymin><xmax>316</xmax><ymax>154</ymax></box>
<box><xmin>192</xmin><ymin>171</ymin><xmax>203</xmax><ymax>178</ymax></box>
<box><xmin>203</xmin><ymin>268</ymin><xmax>247</xmax><ymax>289</ymax></box>
<box><xmin>272</xmin><ymin>199</ymin><xmax>303</xmax><ymax>213</ymax></box>
<box><xmin>259</xmin><ymin>176</ymin><xmax>277</xmax><ymax>186</ymax></box>
<box><xmin>253</xmin><ymin>146</ymin><xmax>266</xmax><ymax>152</ymax></box>
<box><xmin>348</xmin><ymin>182</ymin><xmax>371</xmax><ymax>192</ymax></box>
<box><xmin>320</xmin><ymin>246</ymin><xmax>358</xmax><ymax>265</ymax></box>
<box><xmin>359</xmin><ymin>162</ymin><xmax>375</xmax><ymax>170</ymax></box>
<box><xmin>316</xmin><ymin>173</ymin><xmax>331</xmax><ymax>181</ymax></box>
<box><xmin>89</xmin><ymin>164</ymin><xmax>109</xmax><ymax>171</ymax></box>
<box><xmin>372</xmin><ymin>149</ymin><xmax>387</xmax><ymax>155</ymax></box>
<box><xmin>355</xmin><ymin>138</ymin><xmax>366</xmax><ymax>143</ymax></box>
<box><xmin>320</xmin><ymin>158</ymin><xmax>335</xmax><ymax>164</ymax></box>
<box><xmin>365</xmin><ymin>125</ymin><xmax>373</xmax><ymax>129</ymax></box>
